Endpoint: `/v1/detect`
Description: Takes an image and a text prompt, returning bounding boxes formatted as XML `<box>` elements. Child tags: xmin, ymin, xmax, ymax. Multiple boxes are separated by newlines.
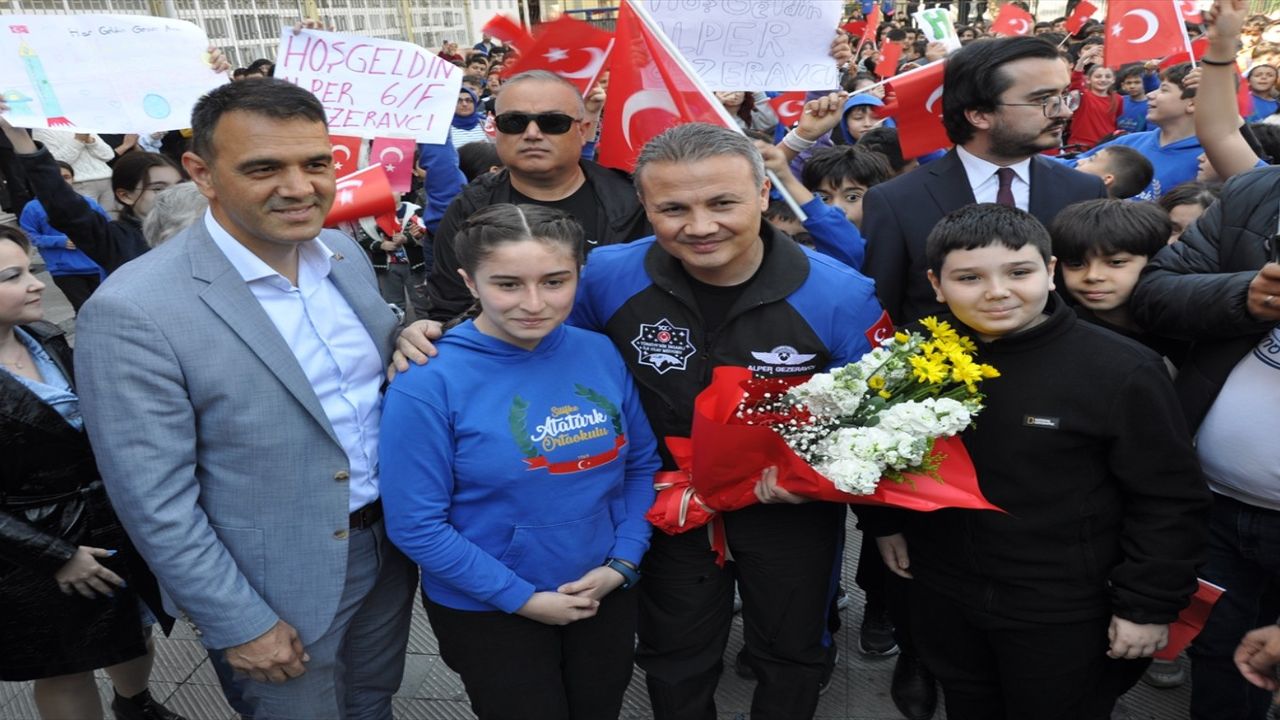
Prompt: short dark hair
<box><xmin>1161</xmin><ymin>62</ymin><xmax>1197</xmax><ymax>99</ymax></box>
<box><xmin>857</xmin><ymin>126</ymin><xmax>907</xmax><ymax>172</ymax></box>
<box><xmin>453</xmin><ymin>203</ymin><xmax>585</xmax><ymax>277</ymax></box>
<box><xmin>1247</xmin><ymin>122</ymin><xmax>1280</xmax><ymax>164</ymax></box>
<box><xmin>1157</xmin><ymin>181</ymin><xmax>1221</xmax><ymax>213</ymax></box>
<box><xmin>1050</xmin><ymin>199</ymin><xmax>1170</xmax><ymax>262</ymax></box>
<box><xmin>232</xmin><ymin>68</ymin><xmax>249</xmax><ymax>80</ymax></box>
<box><xmin>942</xmin><ymin>36</ymin><xmax>1064</xmax><ymax>145</ymax></box>
<box><xmin>926</xmin><ymin>204</ymin><xmax>1052</xmax><ymax>275</ymax></box>
<box><xmin>457</xmin><ymin>141</ymin><xmax>502</xmax><ymax>182</ymax></box>
<box><xmin>800</xmin><ymin>145</ymin><xmax>891</xmax><ymax>193</ymax></box>
<box><xmin>54</xmin><ymin>160</ymin><xmax>74</xmax><ymax>178</ymax></box>
<box><xmin>189</xmin><ymin>78</ymin><xmax>328</xmax><ymax>160</ymax></box>
<box><xmin>246</xmin><ymin>58</ymin><xmax>274</xmax><ymax>77</ymax></box>
<box><xmin>887</xmin><ymin>28</ymin><xmax>907</xmax><ymax>42</ymax></box>
<box><xmin>764</xmin><ymin>197</ymin><xmax>798</xmax><ymax>224</ymax></box>
<box><xmin>0</xmin><ymin>224</ymin><xmax>32</xmax><ymax>254</ymax></box>
<box><xmin>1094</xmin><ymin>145</ymin><xmax>1154</xmax><ymax>199</ymax></box>
<box><xmin>1116</xmin><ymin>64</ymin><xmax>1146</xmax><ymax>84</ymax></box>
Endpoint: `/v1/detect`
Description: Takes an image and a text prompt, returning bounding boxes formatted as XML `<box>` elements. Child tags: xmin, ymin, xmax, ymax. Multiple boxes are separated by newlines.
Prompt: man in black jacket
<box><xmin>425</xmin><ymin>70</ymin><xmax>650</xmax><ymax>322</ymax></box>
<box><xmin>1130</xmin><ymin>164</ymin><xmax>1280</xmax><ymax>720</ymax></box>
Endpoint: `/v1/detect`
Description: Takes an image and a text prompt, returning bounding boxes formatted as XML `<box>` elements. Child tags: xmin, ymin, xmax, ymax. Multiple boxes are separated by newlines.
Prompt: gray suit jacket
<box><xmin>76</xmin><ymin>219</ymin><xmax>398</xmax><ymax>650</ymax></box>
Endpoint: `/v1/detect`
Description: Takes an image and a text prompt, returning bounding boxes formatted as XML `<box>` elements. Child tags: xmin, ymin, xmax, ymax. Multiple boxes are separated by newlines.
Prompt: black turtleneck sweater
<box><xmin>863</xmin><ymin>294</ymin><xmax>1210</xmax><ymax>625</ymax></box>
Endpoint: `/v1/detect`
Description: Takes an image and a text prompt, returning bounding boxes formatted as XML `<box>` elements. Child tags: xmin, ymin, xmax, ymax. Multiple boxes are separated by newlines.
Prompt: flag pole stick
<box><xmin>1174</xmin><ymin>0</ymin><xmax>1198</xmax><ymax>69</ymax></box>
<box><xmin>626</xmin><ymin>0</ymin><xmax>810</xmax><ymax>222</ymax></box>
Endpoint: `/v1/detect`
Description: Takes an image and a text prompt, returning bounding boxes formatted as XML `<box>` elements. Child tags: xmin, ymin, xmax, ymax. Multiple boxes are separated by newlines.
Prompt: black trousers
<box><xmin>910</xmin><ymin>582</ymin><xmax>1149</xmax><ymax>720</ymax></box>
<box><xmin>424</xmin><ymin>588</ymin><xmax>638</xmax><ymax>720</ymax></box>
<box><xmin>50</xmin><ymin>273</ymin><xmax>101</xmax><ymax>313</ymax></box>
<box><xmin>637</xmin><ymin>501</ymin><xmax>843</xmax><ymax>720</ymax></box>
<box><xmin>854</xmin><ymin>523</ymin><xmax>918</xmax><ymax>654</ymax></box>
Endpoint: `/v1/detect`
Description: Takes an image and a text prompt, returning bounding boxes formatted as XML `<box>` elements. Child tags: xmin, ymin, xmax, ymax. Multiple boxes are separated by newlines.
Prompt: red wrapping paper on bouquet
<box><xmin>646</xmin><ymin>367</ymin><xmax>1001</xmax><ymax>550</ymax></box>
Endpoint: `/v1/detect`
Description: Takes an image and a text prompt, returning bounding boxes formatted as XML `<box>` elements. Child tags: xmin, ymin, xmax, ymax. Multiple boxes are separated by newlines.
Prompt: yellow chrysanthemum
<box><xmin>868</xmin><ymin>375</ymin><xmax>886</xmax><ymax>390</ymax></box>
<box><xmin>894</xmin><ymin>331</ymin><xmax>910</xmax><ymax>344</ymax></box>
<box><xmin>909</xmin><ymin>354</ymin><xmax>949</xmax><ymax>384</ymax></box>
<box><xmin>921</xmin><ymin>316</ymin><xmax>959</xmax><ymax>342</ymax></box>
<box><xmin>956</xmin><ymin>335</ymin><xmax>978</xmax><ymax>353</ymax></box>
<box><xmin>878</xmin><ymin>390</ymin><xmax>892</xmax><ymax>399</ymax></box>
<box><xmin>979</xmin><ymin>363</ymin><xmax>1001</xmax><ymax>379</ymax></box>
<box><xmin>950</xmin><ymin>355</ymin><xmax>984</xmax><ymax>392</ymax></box>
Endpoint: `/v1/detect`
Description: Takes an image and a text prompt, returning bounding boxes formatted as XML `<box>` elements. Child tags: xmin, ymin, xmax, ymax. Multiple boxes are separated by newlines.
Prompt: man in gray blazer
<box><xmin>76</xmin><ymin>78</ymin><xmax>417</xmax><ymax>720</ymax></box>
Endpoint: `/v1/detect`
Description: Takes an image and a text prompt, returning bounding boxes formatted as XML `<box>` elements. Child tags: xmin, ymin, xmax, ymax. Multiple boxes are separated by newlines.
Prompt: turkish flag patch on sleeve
<box><xmin>864</xmin><ymin>310</ymin><xmax>895</xmax><ymax>347</ymax></box>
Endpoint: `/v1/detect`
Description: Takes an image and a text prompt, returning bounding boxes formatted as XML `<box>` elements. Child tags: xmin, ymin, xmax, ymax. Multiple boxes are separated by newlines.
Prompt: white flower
<box><xmin>878</xmin><ymin>398</ymin><xmax>972</xmax><ymax>438</ymax></box>
<box><xmin>817</xmin><ymin>452</ymin><xmax>883</xmax><ymax>495</ymax></box>
<box><xmin>789</xmin><ymin>371</ymin><xmax>867</xmax><ymax>418</ymax></box>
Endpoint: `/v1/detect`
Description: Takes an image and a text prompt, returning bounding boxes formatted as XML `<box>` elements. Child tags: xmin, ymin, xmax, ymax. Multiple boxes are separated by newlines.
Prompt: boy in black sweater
<box><xmin>866</xmin><ymin>203</ymin><xmax>1209</xmax><ymax>720</ymax></box>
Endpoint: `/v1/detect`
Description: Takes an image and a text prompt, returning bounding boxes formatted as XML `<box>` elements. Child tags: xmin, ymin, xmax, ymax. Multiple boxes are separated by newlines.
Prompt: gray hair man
<box><xmin>567</xmin><ymin>122</ymin><xmax>887</xmax><ymax>720</ymax></box>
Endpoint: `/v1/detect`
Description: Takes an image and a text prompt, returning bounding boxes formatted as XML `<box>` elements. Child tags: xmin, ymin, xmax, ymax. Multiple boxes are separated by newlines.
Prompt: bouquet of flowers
<box><xmin>647</xmin><ymin>318</ymin><xmax>1003</xmax><ymax>543</ymax></box>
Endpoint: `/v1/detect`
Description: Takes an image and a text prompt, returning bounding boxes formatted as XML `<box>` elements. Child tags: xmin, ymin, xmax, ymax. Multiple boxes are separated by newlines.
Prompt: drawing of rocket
<box><xmin>18</xmin><ymin>41</ymin><xmax>71</xmax><ymax>127</ymax></box>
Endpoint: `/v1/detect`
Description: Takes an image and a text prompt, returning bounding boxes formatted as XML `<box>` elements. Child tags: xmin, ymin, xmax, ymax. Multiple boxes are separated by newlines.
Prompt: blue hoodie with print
<box><xmin>380</xmin><ymin>321</ymin><xmax>660</xmax><ymax>613</ymax></box>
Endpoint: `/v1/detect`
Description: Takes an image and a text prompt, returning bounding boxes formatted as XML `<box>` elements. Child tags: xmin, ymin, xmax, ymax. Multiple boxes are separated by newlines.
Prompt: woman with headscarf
<box><xmin>450</xmin><ymin>87</ymin><xmax>490</xmax><ymax>148</ymax></box>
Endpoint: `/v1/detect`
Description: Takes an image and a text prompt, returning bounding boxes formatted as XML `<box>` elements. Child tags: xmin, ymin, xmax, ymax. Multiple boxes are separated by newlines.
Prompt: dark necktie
<box><xmin>996</xmin><ymin>167</ymin><xmax>1016</xmax><ymax>208</ymax></box>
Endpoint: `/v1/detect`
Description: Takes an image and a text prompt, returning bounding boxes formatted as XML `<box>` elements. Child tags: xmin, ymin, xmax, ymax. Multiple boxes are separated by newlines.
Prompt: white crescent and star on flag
<box><xmin>541</xmin><ymin>45</ymin><xmax>609</xmax><ymax>79</ymax></box>
<box><xmin>1113</xmin><ymin>9</ymin><xmax>1159</xmax><ymax>44</ymax></box>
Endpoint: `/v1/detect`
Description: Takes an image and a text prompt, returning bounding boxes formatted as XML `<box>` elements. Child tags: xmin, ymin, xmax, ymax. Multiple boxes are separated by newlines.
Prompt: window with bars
<box><xmin>206</xmin><ymin>17</ymin><xmax>227</xmax><ymax>38</ymax></box>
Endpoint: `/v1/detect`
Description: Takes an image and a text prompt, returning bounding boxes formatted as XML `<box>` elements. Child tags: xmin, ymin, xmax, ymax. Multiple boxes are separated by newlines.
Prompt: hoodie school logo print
<box><xmin>507</xmin><ymin>385</ymin><xmax>627</xmax><ymax>475</ymax></box>
<box><xmin>632</xmin><ymin>318</ymin><xmax>696</xmax><ymax>374</ymax></box>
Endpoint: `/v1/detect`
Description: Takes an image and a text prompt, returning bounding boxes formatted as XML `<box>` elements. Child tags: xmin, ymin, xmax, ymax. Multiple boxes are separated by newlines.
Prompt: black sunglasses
<box><xmin>494</xmin><ymin>112</ymin><xmax>580</xmax><ymax>135</ymax></box>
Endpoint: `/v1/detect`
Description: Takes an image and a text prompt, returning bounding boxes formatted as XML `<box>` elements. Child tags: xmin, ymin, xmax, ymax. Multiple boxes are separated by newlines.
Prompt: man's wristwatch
<box><xmin>604</xmin><ymin>557</ymin><xmax>641</xmax><ymax>589</ymax></box>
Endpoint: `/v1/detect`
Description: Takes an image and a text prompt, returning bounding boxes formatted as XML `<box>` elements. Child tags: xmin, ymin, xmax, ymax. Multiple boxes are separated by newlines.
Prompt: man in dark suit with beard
<box><xmin>862</xmin><ymin>36</ymin><xmax>1107</xmax><ymax>325</ymax></box>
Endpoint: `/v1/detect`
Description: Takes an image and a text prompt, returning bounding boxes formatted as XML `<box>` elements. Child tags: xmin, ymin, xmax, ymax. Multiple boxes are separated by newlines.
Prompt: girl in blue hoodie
<box><xmin>380</xmin><ymin>204</ymin><xmax>660</xmax><ymax>720</ymax></box>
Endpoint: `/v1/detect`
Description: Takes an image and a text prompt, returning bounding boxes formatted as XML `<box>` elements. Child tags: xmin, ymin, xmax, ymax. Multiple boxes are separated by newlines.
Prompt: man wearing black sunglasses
<box><xmin>425</xmin><ymin>70</ymin><xmax>650</xmax><ymax>322</ymax></box>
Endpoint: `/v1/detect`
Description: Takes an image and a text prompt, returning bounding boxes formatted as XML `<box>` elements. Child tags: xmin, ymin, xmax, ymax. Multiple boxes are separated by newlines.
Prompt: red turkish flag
<box><xmin>505</xmin><ymin>15</ymin><xmax>615</xmax><ymax>96</ymax></box>
<box><xmin>1154</xmin><ymin>579</ymin><xmax>1224</xmax><ymax>661</ymax></box>
<box><xmin>1065</xmin><ymin>0</ymin><xmax>1098</xmax><ymax>35</ymax></box>
<box><xmin>769</xmin><ymin>92</ymin><xmax>808</xmax><ymax>129</ymax></box>
<box><xmin>886</xmin><ymin>61</ymin><xmax>949</xmax><ymax>159</ymax></box>
<box><xmin>324</xmin><ymin>164</ymin><xmax>397</xmax><ymax>227</ymax></box>
<box><xmin>990</xmin><ymin>3</ymin><xmax>1035</xmax><ymax>37</ymax></box>
<box><xmin>481</xmin><ymin>14</ymin><xmax>534</xmax><ymax>51</ymax></box>
<box><xmin>1104</xmin><ymin>0</ymin><xmax>1187</xmax><ymax>68</ymax></box>
<box><xmin>1239</xmin><ymin>70</ymin><xmax>1254</xmax><ymax>118</ymax></box>
<box><xmin>597</xmin><ymin>0</ymin><xmax>731</xmax><ymax>172</ymax></box>
<box><xmin>860</xmin><ymin>5</ymin><xmax>882</xmax><ymax>49</ymax></box>
<box><xmin>1176</xmin><ymin>0</ymin><xmax>1203</xmax><ymax>25</ymax></box>
<box><xmin>330</xmin><ymin>135</ymin><xmax>362</xmax><ymax>179</ymax></box>
<box><xmin>1158</xmin><ymin>35</ymin><xmax>1209</xmax><ymax>70</ymax></box>
<box><xmin>875</xmin><ymin>43</ymin><xmax>903</xmax><ymax>78</ymax></box>
<box><xmin>842</xmin><ymin>20</ymin><xmax>867</xmax><ymax>38</ymax></box>
<box><xmin>370</xmin><ymin>137</ymin><xmax>416</xmax><ymax>194</ymax></box>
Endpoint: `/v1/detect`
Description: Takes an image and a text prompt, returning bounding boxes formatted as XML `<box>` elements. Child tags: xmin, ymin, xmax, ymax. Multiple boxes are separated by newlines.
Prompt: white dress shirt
<box><xmin>206</xmin><ymin>212</ymin><xmax>382</xmax><ymax>512</ymax></box>
<box><xmin>956</xmin><ymin>145</ymin><xmax>1032</xmax><ymax>211</ymax></box>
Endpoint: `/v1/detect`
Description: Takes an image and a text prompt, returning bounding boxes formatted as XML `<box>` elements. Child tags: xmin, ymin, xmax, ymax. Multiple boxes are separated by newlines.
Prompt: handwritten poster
<box><xmin>0</xmin><ymin>15</ymin><xmax>225</xmax><ymax>134</ymax></box>
<box><xmin>641</xmin><ymin>0</ymin><xmax>843</xmax><ymax>91</ymax></box>
<box><xmin>275</xmin><ymin>28</ymin><xmax>462</xmax><ymax>144</ymax></box>
<box><xmin>913</xmin><ymin>7</ymin><xmax>961</xmax><ymax>52</ymax></box>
